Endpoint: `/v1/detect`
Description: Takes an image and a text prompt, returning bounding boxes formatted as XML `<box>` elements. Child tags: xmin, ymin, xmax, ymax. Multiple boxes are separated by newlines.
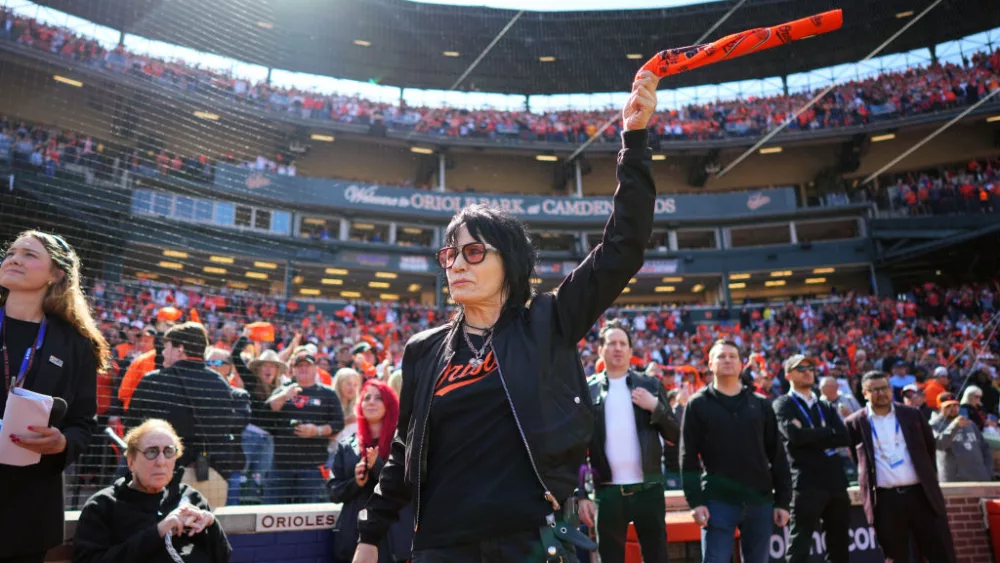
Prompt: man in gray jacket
<box><xmin>930</xmin><ymin>398</ymin><xmax>993</xmax><ymax>482</ymax></box>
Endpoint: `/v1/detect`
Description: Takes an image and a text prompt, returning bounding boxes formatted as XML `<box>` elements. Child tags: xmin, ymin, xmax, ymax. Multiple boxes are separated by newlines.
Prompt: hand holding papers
<box><xmin>0</xmin><ymin>387</ymin><xmax>54</xmax><ymax>466</ymax></box>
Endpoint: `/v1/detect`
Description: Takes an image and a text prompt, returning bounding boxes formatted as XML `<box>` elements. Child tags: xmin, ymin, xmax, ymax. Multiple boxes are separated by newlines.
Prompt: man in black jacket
<box><xmin>578</xmin><ymin>321</ymin><xmax>678</xmax><ymax>563</ymax></box>
<box><xmin>772</xmin><ymin>354</ymin><xmax>850</xmax><ymax>563</ymax></box>
<box><xmin>680</xmin><ymin>339</ymin><xmax>791</xmax><ymax>563</ymax></box>
<box><xmin>127</xmin><ymin>322</ymin><xmax>250</xmax><ymax>508</ymax></box>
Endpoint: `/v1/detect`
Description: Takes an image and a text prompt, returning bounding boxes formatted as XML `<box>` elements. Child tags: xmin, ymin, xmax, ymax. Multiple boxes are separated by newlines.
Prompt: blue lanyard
<box><xmin>867</xmin><ymin>406</ymin><xmax>901</xmax><ymax>444</ymax></box>
<box><xmin>790</xmin><ymin>393</ymin><xmax>825</xmax><ymax>428</ymax></box>
<box><xmin>1</xmin><ymin>307</ymin><xmax>49</xmax><ymax>393</ymax></box>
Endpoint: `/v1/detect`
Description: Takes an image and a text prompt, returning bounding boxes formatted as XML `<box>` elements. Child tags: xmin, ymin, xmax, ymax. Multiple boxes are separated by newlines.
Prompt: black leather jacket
<box><xmin>586</xmin><ymin>371</ymin><xmax>679</xmax><ymax>487</ymax></box>
<box><xmin>358</xmin><ymin>130</ymin><xmax>655</xmax><ymax>545</ymax></box>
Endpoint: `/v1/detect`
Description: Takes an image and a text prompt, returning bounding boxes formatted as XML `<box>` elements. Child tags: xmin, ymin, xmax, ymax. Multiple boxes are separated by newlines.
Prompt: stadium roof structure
<box><xmin>31</xmin><ymin>0</ymin><xmax>1000</xmax><ymax>94</ymax></box>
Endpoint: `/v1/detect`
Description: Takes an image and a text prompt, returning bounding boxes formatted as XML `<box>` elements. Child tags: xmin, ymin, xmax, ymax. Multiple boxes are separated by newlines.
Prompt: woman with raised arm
<box><xmin>353</xmin><ymin>71</ymin><xmax>659</xmax><ymax>563</ymax></box>
<box><xmin>0</xmin><ymin>230</ymin><xmax>109</xmax><ymax>563</ymax></box>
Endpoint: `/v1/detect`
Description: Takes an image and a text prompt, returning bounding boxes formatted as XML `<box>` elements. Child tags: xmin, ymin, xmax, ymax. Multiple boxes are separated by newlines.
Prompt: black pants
<box><xmin>787</xmin><ymin>488</ymin><xmax>850</xmax><ymax>563</ymax></box>
<box><xmin>413</xmin><ymin>529</ymin><xmax>579</xmax><ymax>563</ymax></box>
<box><xmin>0</xmin><ymin>553</ymin><xmax>47</xmax><ymax>563</ymax></box>
<box><xmin>873</xmin><ymin>486</ymin><xmax>956</xmax><ymax>563</ymax></box>
<box><xmin>594</xmin><ymin>483</ymin><xmax>667</xmax><ymax>563</ymax></box>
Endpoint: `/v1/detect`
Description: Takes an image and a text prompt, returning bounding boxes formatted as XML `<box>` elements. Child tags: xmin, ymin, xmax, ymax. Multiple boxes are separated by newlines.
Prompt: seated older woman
<box><xmin>72</xmin><ymin>419</ymin><xmax>232</xmax><ymax>563</ymax></box>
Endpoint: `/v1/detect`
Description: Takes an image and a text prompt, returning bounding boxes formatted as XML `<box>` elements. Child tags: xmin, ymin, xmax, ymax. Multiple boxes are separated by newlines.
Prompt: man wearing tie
<box><xmin>844</xmin><ymin>371</ymin><xmax>957</xmax><ymax>563</ymax></box>
<box><xmin>773</xmin><ymin>355</ymin><xmax>851</xmax><ymax>563</ymax></box>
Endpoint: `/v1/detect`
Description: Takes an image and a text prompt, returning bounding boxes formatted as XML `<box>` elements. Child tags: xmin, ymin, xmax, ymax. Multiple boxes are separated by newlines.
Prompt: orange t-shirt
<box><xmin>923</xmin><ymin>379</ymin><xmax>947</xmax><ymax>410</ymax></box>
<box><xmin>119</xmin><ymin>349</ymin><xmax>156</xmax><ymax>412</ymax></box>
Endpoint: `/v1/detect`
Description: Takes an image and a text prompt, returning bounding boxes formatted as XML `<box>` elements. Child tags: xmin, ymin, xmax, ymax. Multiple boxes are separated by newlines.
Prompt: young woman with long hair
<box><xmin>328</xmin><ymin>379</ymin><xmax>411</xmax><ymax>563</ymax></box>
<box><xmin>0</xmin><ymin>230</ymin><xmax>109</xmax><ymax>563</ymax></box>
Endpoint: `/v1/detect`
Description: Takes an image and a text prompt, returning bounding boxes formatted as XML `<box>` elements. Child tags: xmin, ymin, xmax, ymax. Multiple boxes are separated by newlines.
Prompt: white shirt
<box><xmin>790</xmin><ymin>389</ymin><xmax>818</xmax><ymax>409</ymax></box>
<box><xmin>868</xmin><ymin>405</ymin><xmax>920</xmax><ymax>488</ymax></box>
<box><xmin>604</xmin><ymin>376</ymin><xmax>644</xmax><ymax>485</ymax></box>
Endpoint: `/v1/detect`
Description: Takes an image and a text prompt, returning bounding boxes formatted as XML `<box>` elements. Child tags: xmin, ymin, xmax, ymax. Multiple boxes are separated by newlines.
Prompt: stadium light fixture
<box><xmin>536</xmin><ymin>155</ymin><xmax>559</xmax><ymax>162</ymax></box>
<box><xmin>375</xmin><ymin>272</ymin><xmax>398</xmax><ymax>279</ymax></box>
<box><xmin>136</xmin><ymin>272</ymin><xmax>159</xmax><ymax>280</ymax></box>
<box><xmin>805</xmin><ymin>277</ymin><xmax>827</xmax><ymax>284</ymax></box>
<box><xmin>326</xmin><ymin>268</ymin><xmax>348</xmax><ymax>275</ymax></box>
<box><xmin>300</xmin><ymin>288</ymin><xmax>321</xmax><ymax>296</ymax></box>
<box><xmin>408</xmin><ymin>284</ymin><xmax>422</xmax><ymax>292</ymax></box>
<box><xmin>353</xmin><ymin>223</ymin><xmax>375</xmax><ymax>230</ymax></box>
<box><xmin>770</xmin><ymin>270</ymin><xmax>793</xmax><ymax>277</ymax></box>
<box><xmin>303</xmin><ymin>218</ymin><xmax>327</xmax><ymax>226</ymax></box>
<box><xmin>531</xmin><ymin>278</ymin><xmax>543</xmax><ymax>285</ymax></box>
<box><xmin>210</xmin><ymin>255</ymin><xmax>234</xmax><ymax>264</ymax></box>
<box><xmin>353</xmin><ymin>40</ymin><xmax>371</xmax><ymax>47</ymax></box>
<box><xmin>182</xmin><ymin>278</ymin><xmax>204</xmax><ymax>286</ymax></box>
<box><xmin>310</xmin><ymin>134</ymin><xmax>334</xmax><ymax>142</ymax></box>
<box><xmin>402</xmin><ymin>227</ymin><xmax>424</xmax><ymax>235</ymax></box>
<box><xmin>987</xmin><ymin>115</ymin><xmax>1000</xmax><ymax>123</ymax></box>
<box><xmin>228</xmin><ymin>282</ymin><xmax>249</xmax><ymax>289</ymax></box>
<box><xmin>245</xmin><ymin>272</ymin><xmax>268</xmax><ymax>280</ymax></box>
<box><xmin>411</xmin><ymin>147</ymin><xmax>434</xmax><ymax>154</ymax></box>
<box><xmin>193</xmin><ymin>111</ymin><xmax>220</xmax><ymax>121</ymax></box>
<box><xmin>380</xmin><ymin>294</ymin><xmax>400</xmax><ymax>301</ymax></box>
<box><xmin>730</xmin><ymin>273</ymin><xmax>751</xmax><ymax>280</ymax></box>
<box><xmin>728</xmin><ymin>282</ymin><xmax>747</xmax><ymax>289</ymax></box>
<box><xmin>692</xmin><ymin>284</ymin><xmax>705</xmax><ymax>293</ymax></box>
<box><xmin>765</xmin><ymin>280</ymin><xmax>787</xmax><ymax>287</ymax></box>
<box><xmin>654</xmin><ymin>286</ymin><xmax>676</xmax><ymax>293</ymax></box>
<box><xmin>342</xmin><ymin>291</ymin><xmax>362</xmax><ymax>298</ymax></box>
<box><xmin>443</xmin><ymin>51</ymin><xmax>460</xmax><ymax>57</ymax></box>
<box><xmin>538</xmin><ymin>56</ymin><xmax>556</xmax><ymax>62</ymax></box>
<box><xmin>813</xmin><ymin>267</ymin><xmax>835</xmax><ymax>274</ymax></box>
<box><xmin>871</xmin><ymin>133</ymin><xmax>896</xmax><ymax>142</ymax></box>
<box><xmin>759</xmin><ymin>147</ymin><xmax>783</xmax><ymax>155</ymax></box>
<box><xmin>158</xmin><ymin>261</ymin><xmax>184</xmax><ymax>270</ymax></box>
<box><xmin>256</xmin><ymin>21</ymin><xmax>273</xmax><ymax>29</ymax></box>
<box><xmin>628</xmin><ymin>278</ymin><xmax>637</xmax><ymax>284</ymax></box>
<box><xmin>292</xmin><ymin>276</ymin><xmax>304</xmax><ymax>284</ymax></box>
<box><xmin>651</xmin><ymin>154</ymin><xmax>666</xmax><ymax>161</ymax></box>
<box><xmin>321</xmin><ymin>278</ymin><xmax>344</xmax><ymax>285</ymax></box>
<box><xmin>895</xmin><ymin>10</ymin><xmax>914</xmax><ymax>18</ymax></box>
<box><xmin>621</xmin><ymin>287</ymin><xmax>631</xmax><ymax>293</ymax></box>
<box><xmin>53</xmin><ymin>75</ymin><xmax>83</xmax><ymax>87</ymax></box>
<box><xmin>162</xmin><ymin>249</ymin><xmax>188</xmax><ymax>259</ymax></box>
<box><xmin>662</xmin><ymin>277</ymin><xmax>683</xmax><ymax>283</ymax></box>
<box><xmin>369</xmin><ymin>281</ymin><xmax>391</xmax><ymax>289</ymax></box>
<box><xmin>626</xmin><ymin>54</ymin><xmax>643</xmax><ymax>60</ymax></box>
<box><xmin>254</xmin><ymin>261</ymin><xmax>278</xmax><ymax>270</ymax></box>
<box><xmin>203</xmin><ymin>267</ymin><xmax>227</xmax><ymax>275</ymax></box>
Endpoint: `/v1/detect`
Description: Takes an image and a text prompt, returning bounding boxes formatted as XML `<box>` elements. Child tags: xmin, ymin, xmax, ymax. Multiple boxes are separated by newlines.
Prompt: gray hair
<box><xmin>961</xmin><ymin>385</ymin><xmax>983</xmax><ymax>405</ymax></box>
<box><xmin>819</xmin><ymin>376</ymin><xmax>839</xmax><ymax>389</ymax></box>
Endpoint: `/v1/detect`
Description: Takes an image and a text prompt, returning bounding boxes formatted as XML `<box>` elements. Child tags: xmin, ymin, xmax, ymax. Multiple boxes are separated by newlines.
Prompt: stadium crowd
<box><xmin>3</xmin><ymin>6</ymin><xmax>1000</xmax><ymax>146</ymax></box>
<box><xmin>63</xmin><ymin>275</ymin><xmax>999</xmax><ymax>510</ymax></box>
<box><xmin>886</xmin><ymin>154</ymin><xmax>1000</xmax><ymax>215</ymax></box>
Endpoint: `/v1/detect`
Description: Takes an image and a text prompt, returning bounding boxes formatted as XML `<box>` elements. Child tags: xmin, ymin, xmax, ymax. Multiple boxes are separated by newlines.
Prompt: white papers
<box><xmin>0</xmin><ymin>387</ymin><xmax>54</xmax><ymax>466</ymax></box>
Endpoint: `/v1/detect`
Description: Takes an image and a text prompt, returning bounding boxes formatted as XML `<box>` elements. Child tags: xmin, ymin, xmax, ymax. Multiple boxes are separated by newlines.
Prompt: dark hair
<box><xmin>861</xmin><ymin>370</ymin><xmax>888</xmax><ymax>385</ymax></box>
<box><xmin>164</xmin><ymin>322</ymin><xmax>209</xmax><ymax>359</ymax></box>
<box><xmin>599</xmin><ymin>319</ymin><xmax>633</xmax><ymax>348</ymax></box>
<box><xmin>443</xmin><ymin>204</ymin><xmax>535</xmax><ymax>312</ymax></box>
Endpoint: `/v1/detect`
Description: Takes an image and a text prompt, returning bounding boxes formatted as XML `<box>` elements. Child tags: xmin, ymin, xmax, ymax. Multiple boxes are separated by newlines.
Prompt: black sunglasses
<box><xmin>436</xmin><ymin>242</ymin><xmax>499</xmax><ymax>269</ymax></box>
<box><xmin>140</xmin><ymin>445</ymin><xmax>178</xmax><ymax>460</ymax></box>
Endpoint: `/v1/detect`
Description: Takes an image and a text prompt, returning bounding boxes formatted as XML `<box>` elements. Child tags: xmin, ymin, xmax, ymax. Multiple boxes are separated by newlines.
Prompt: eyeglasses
<box><xmin>206</xmin><ymin>359</ymin><xmax>231</xmax><ymax>367</ymax></box>
<box><xmin>866</xmin><ymin>385</ymin><xmax>892</xmax><ymax>394</ymax></box>
<box><xmin>436</xmin><ymin>242</ymin><xmax>498</xmax><ymax>270</ymax></box>
<box><xmin>140</xmin><ymin>445</ymin><xmax>178</xmax><ymax>460</ymax></box>
<box><xmin>793</xmin><ymin>366</ymin><xmax>816</xmax><ymax>373</ymax></box>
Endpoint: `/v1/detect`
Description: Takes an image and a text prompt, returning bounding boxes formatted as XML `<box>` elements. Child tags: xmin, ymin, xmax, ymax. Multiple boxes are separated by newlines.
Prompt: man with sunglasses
<box><xmin>127</xmin><ymin>322</ymin><xmax>251</xmax><ymax>508</ymax></box>
<box><xmin>772</xmin><ymin>355</ymin><xmax>851</xmax><ymax>563</ymax></box>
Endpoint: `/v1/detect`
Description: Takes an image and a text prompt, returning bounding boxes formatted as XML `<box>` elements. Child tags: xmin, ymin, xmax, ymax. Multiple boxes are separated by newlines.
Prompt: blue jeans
<box><xmin>701</xmin><ymin>500</ymin><xmax>772</xmax><ymax>563</ymax></box>
<box><xmin>273</xmin><ymin>466</ymin><xmax>327</xmax><ymax>504</ymax></box>
<box><xmin>242</xmin><ymin>428</ymin><xmax>275</xmax><ymax>503</ymax></box>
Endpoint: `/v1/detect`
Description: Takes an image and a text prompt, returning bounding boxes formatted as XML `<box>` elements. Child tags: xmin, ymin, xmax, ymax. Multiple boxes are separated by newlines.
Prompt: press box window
<box><xmin>235</xmin><ymin>206</ymin><xmax>253</xmax><ymax>228</ymax></box>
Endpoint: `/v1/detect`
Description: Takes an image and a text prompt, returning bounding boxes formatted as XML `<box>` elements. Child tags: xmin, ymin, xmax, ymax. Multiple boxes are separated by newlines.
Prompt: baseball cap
<box><xmin>902</xmin><ymin>383</ymin><xmax>921</xmax><ymax>395</ymax></box>
<box><xmin>783</xmin><ymin>354</ymin><xmax>815</xmax><ymax>372</ymax></box>
<box><xmin>940</xmin><ymin>399</ymin><xmax>960</xmax><ymax>409</ymax></box>
<box><xmin>933</xmin><ymin>366</ymin><xmax>949</xmax><ymax>378</ymax></box>
<box><xmin>351</xmin><ymin>342</ymin><xmax>372</xmax><ymax>355</ymax></box>
<box><xmin>291</xmin><ymin>346</ymin><xmax>316</xmax><ymax>366</ymax></box>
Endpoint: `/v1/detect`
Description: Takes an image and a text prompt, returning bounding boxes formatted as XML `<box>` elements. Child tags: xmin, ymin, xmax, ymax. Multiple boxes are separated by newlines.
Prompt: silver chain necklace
<box><xmin>461</xmin><ymin>322</ymin><xmax>494</xmax><ymax>367</ymax></box>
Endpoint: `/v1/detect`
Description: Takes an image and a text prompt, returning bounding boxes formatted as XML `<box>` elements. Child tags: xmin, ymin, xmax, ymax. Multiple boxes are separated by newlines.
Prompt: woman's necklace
<box><xmin>461</xmin><ymin>322</ymin><xmax>495</xmax><ymax>368</ymax></box>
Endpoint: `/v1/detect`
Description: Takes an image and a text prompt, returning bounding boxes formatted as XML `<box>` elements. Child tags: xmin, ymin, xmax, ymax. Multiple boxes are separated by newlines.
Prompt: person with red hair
<box><xmin>327</xmin><ymin>379</ymin><xmax>412</xmax><ymax>563</ymax></box>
